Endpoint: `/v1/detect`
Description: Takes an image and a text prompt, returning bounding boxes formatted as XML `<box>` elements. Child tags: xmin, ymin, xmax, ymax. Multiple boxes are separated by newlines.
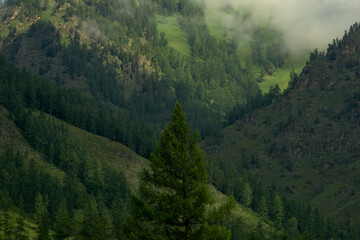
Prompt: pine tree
<box><xmin>96</xmin><ymin>206</ymin><xmax>114</xmax><ymax>240</ymax></box>
<box><xmin>125</xmin><ymin>103</ymin><xmax>234</xmax><ymax>240</ymax></box>
<box><xmin>269</xmin><ymin>191</ymin><xmax>283</xmax><ymax>231</ymax></box>
<box><xmin>239</xmin><ymin>181</ymin><xmax>253</xmax><ymax>207</ymax></box>
<box><xmin>2</xmin><ymin>211</ymin><xmax>14</xmax><ymax>240</ymax></box>
<box><xmin>111</xmin><ymin>198</ymin><xmax>128</xmax><ymax>239</ymax></box>
<box><xmin>14</xmin><ymin>216</ymin><xmax>29</xmax><ymax>240</ymax></box>
<box><xmin>287</xmin><ymin>217</ymin><xmax>299</xmax><ymax>238</ymax></box>
<box><xmin>37</xmin><ymin>212</ymin><xmax>50</xmax><ymax>240</ymax></box>
<box><xmin>54</xmin><ymin>199</ymin><xmax>73</xmax><ymax>240</ymax></box>
<box><xmin>259</xmin><ymin>196</ymin><xmax>268</xmax><ymax>217</ymax></box>
<box><xmin>80</xmin><ymin>198</ymin><xmax>99</xmax><ymax>240</ymax></box>
<box><xmin>35</xmin><ymin>195</ymin><xmax>50</xmax><ymax>240</ymax></box>
<box><xmin>34</xmin><ymin>194</ymin><xmax>45</xmax><ymax>225</ymax></box>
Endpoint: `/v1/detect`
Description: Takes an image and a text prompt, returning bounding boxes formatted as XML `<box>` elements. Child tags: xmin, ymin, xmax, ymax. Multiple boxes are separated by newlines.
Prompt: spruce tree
<box><xmin>35</xmin><ymin>195</ymin><xmax>50</xmax><ymax>240</ymax></box>
<box><xmin>111</xmin><ymin>198</ymin><xmax>127</xmax><ymax>239</ymax></box>
<box><xmin>54</xmin><ymin>199</ymin><xmax>73</xmax><ymax>240</ymax></box>
<box><xmin>125</xmin><ymin>103</ymin><xmax>234</xmax><ymax>240</ymax></box>
<box><xmin>238</xmin><ymin>181</ymin><xmax>253</xmax><ymax>207</ymax></box>
<box><xmin>269</xmin><ymin>191</ymin><xmax>283</xmax><ymax>231</ymax></box>
<box><xmin>2</xmin><ymin>211</ymin><xmax>14</xmax><ymax>240</ymax></box>
<box><xmin>259</xmin><ymin>196</ymin><xmax>268</xmax><ymax>217</ymax></box>
<box><xmin>80</xmin><ymin>199</ymin><xmax>99</xmax><ymax>240</ymax></box>
<box><xmin>14</xmin><ymin>216</ymin><xmax>29</xmax><ymax>240</ymax></box>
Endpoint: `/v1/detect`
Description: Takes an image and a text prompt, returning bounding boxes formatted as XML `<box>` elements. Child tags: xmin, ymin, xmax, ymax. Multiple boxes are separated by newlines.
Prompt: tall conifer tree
<box><xmin>2</xmin><ymin>211</ymin><xmax>14</xmax><ymax>240</ymax></box>
<box><xmin>14</xmin><ymin>216</ymin><xmax>29</xmax><ymax>240</ymax></box>
<box><xmin>125</xmin><ymin>103</ymin><xmax>234</xmax><ymax>240</ymax></box>
<box><xmin>54</xmin><ymin>199</ymin><xmax>73</xmax><ymax>240</ymax></box>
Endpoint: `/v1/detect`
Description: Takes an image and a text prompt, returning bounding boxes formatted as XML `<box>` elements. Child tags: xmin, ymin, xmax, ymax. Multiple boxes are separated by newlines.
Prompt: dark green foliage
<box><xmin>263</xmin><ymin>84</ymin><xmax>281</xmax><ymax>105</ymax></box>
<box><xmin>111</xmin><ymin>199</ymin><xmax>128</xmax><ymax>240</ymax></box>
<box><xmin>258</xmin><ymin>197</ymin><xmax>268</xmax><ymax>217</ymax></box>
<box><xmin>125</xmin><ymin>103</ymin><xmax>234</xmax><ymax>239</ymax></box>
<box><xmin>153</xmin><ymin>0</ymin><xmax>178</xmax><ymax>14</ymax></box>
<box><xmin>35</xmin><ymin>194</ymin><xmax>50</xmax><ymax>240</ymax></box>
<box><xmin>0</xmin><ymin>210</ymin><xmax>29</xmax><ymax>240</ymax></box>
<box><xmin>2</xmin><ymin>211</ymin><xmax>14</xmax><ymax>240</ymax></box>
<box><xmin>80</xmin><ymin>199</ymin><xmax>100</xmax><ymax>240</ymax></box>
<box><xmin>207</xmin><ymin>155</ymin><xmax>339</xmax><ymax>238</ymax></box>
<box><xmin>0</xmin><ymin>56</ymin><xmax>157</xmax><ymax>157</ymax></box>
<box><xmin>27</xmin><ymin>20</ymin><xmax>61</xmax><ymax>57</ymax></box>
<box><xmin>268</xmin><ymin>191</ymin><xmax>283</xmax><ymax>230</ymax></box>
<box><xmin>0</xmin><ymin>106</ymin><xmax>130</xmax><ymax>239</ymax></box>
<box><xmin>14</xmin><ymin>216</ymin><xmax>29</xmax><ymax>240</ymax></box>
<box><xmin>234</xmin><ymin>180</ymin><xmax>253</xmax><ymax>207</ymax></box>
<box><xmin>80</xmin><ymin>199</ymin><xmax>115</xmax><ymax>240</ymax></box>
<box><xmin>103</xmin><ymin>165</ymin><xmax>130</xmax><ymax>207</ymax></box>
<box><xmin>54</xmin><ymin>200</ymin><xmax>73</xmax><ymax>239</ymax></box>
<box><xmin>2</xmin><ymin>0</ymin><xmax>264</xmax><ymax>147</ymax></box>
<box><xmin>5</xmin><ymin>0</ymin><xmax>42</xmax><ymax>14</ymax></box>
<box><xmin>207</xmin><ymin>23</ymin><xmax>360</xmax><ymax>239</ymax></box>
<box><xmin>1</xmin><ymin>0</ymin><xmax>358</xmax><ymax>238</ymax></box>
<box><xmin>228</xmin><ymin>91</ymin><xmax>263</xmax><ymax>125</ymax></box>
<box><xmin>287</xmin><ymin>70</ymin><xmax>299</xmax><ymax>90</ymax></box>
<box><xmin>2</xmin><ymin>0</ymin><xmax>288</xmax><ymax>157</ymax></box>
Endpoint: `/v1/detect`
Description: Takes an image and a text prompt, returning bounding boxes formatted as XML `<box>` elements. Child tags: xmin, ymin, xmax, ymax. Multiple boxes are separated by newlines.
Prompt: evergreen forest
<box><xmin>0</xmin><ymin>0</ymin><xmax>359</xmax><ymax>239</ymax></box>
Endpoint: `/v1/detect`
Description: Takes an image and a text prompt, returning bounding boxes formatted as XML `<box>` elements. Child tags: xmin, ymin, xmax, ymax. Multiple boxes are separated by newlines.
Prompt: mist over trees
<box><xmin>203</xmin><ymin>0</ymin><xmax>360</xmax><ymax>53</ymax></box>
<box><xmin>0</xmin><ymin>0</ymin><xmax>359</xmax><ymax>239</ymax></box>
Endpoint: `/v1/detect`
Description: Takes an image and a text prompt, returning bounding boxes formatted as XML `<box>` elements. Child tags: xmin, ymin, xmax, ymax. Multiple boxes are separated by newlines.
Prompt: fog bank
<box><xmin>204</xmin><ymin>0</ymin><xmax>360</xmax><ymax>53</ymax></box>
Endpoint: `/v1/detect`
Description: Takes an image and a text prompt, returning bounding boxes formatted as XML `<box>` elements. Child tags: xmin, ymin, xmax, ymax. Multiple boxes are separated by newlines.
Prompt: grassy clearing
<box><xmin>259</xmin><ymin>56</ymin><xmax>307</xmax><ymax>92</ymax></box>
<box><xmin>0</xmin><ymin>209</ymin><xmax>38</xmax><ymax>238</ymax></box>
<box><xmin>40</xmin><ymin>7</ymin><xmax>54</xmax><ymax>21</ymax></box>
<box><xmin>203</xmin><ymin>6</ymin><xmax>306</xmax><ymax>93</ymax></box>
<box><xmin>156</xmin><ymin>15</ymin><xmax>191</xmax><ymax>56</ymax></box>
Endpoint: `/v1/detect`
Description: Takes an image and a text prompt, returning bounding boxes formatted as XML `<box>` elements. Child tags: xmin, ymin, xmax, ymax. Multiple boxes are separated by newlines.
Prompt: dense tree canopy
<box><xmin>125</xmin><ymin>103</ymin><xmax>234</xmax><ymax>239</ymax></box>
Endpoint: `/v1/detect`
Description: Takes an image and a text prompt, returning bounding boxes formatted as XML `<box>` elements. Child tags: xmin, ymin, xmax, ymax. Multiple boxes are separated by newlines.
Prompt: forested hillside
<box><xmin>0</xmin><ymin>57</ymin><xmax>285</xmax><ymax>239</ymax></box>
<box><xmin>0</xmin><ymin>0</ymin><xmax>296</xmax><ymax>156</ymax></box>
<box><xmin>0</xmin><ymin>0</ymin><xmax>272</xmax><ymax>155</ymax></box>
<box><xmin>205</xmin><ymin>23</ymin><xmax>360</xmax><ymax>239</ymax></box>
<box><xmin>1</xmin><ymin>0</ymin><xmax>358</xmax><ymax>239</ymax></box>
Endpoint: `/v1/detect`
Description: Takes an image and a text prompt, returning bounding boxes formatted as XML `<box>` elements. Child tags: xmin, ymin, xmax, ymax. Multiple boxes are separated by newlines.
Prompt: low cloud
<box><xmin>204</xmin><ymin>0</ymin><xmax>360</xmax><ymax>54</ymax></box>
<box><xmin>82</xmin><ymin>19</ymin><xmax>102</xmax><ymax>40</ymax></box>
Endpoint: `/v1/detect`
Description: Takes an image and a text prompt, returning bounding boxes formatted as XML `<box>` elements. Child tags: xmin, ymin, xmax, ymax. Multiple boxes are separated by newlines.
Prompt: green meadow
<box><xmin>259</xmin><ymin>56</ymin><xmax>306</xmax><ymax>92</ymax></box>
<box><xmin>156</xmin><ymin>15</ymin><xmax>191</xmax><ymax>56</ymax></box>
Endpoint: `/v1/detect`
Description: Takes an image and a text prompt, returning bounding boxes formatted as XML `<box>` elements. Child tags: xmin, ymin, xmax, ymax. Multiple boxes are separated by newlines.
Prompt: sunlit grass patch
<box><xmin>259</xmin><ymin>56</ymin><xmax>306</xmax><ymax>92</ymax></box>
<box><xmin>156</xmin><ymin>15</ymin><xmax>191</xmax><ymax>56</ymax></box>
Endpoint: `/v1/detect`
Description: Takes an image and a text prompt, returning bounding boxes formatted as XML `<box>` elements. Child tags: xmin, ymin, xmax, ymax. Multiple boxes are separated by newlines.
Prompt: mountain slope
<box><xmin>205</xmin><ymin>23</ymin><xmax>360</xmax><ymax>234</ymax></box>
<box><xmin>0</xmin><ymin>103</ymin><xmax>281</xmax><ymax>239</ymax></box>
<box><xmin>0</xmin><ymin>0</ymin><xmax>263</xmax><ymax>145</ymax></box>
<box><xmin>0</xmin><ymin>58</ymin><xmax>278</xmax><ymax>238</ymax></box>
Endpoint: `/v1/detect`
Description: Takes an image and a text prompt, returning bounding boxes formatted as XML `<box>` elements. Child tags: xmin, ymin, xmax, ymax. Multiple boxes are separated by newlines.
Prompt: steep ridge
<box><xmin>205</xmin><ymin>23</ymin><xmax>360</xmax><ymax>233</ymax></box>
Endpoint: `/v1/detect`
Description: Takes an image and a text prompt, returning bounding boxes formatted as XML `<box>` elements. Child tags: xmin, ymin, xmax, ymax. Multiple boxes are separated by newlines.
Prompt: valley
<box><xmin>0</xmin><ymin>0</ymin><xmax>359</xmax><ymax>239</ymax></box>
